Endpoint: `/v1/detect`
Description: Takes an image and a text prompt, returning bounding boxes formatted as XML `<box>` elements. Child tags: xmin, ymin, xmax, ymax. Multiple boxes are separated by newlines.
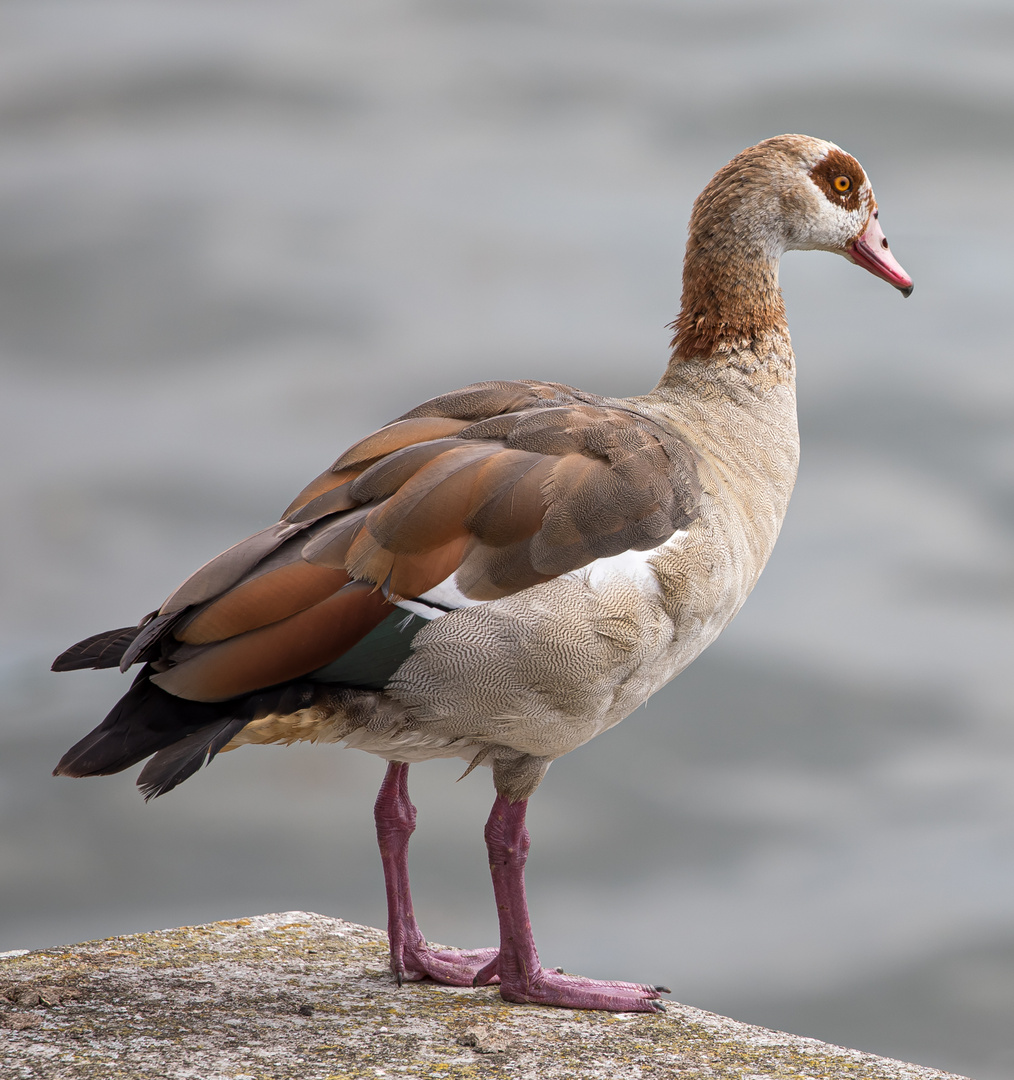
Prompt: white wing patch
<box><xmin>391</xmin><ymin>599</ymin><xmax>445</xmax><ymax>621</ymax></box>
<box><xmin>394</xmin><ymin>575</ymin><xmax>486</xmax><ymax>619</ymax></box>
<box><xmin>570</xmin><ymin>540</ymin><xmax>681</xmax><ymax>596</ymax></box>
<box><xmin>393</xmin><ymin>534</ymin><xmax>686</xmax><ymax>620</ymax></box>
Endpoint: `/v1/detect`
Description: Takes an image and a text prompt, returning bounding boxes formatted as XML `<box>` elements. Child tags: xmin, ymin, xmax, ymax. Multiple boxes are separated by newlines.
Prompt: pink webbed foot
<box><xmin>483</xmin><ymin>793</ymin><xmax>670</xmax><ymax>1013</ymax></box>
<box><xmin>496</xmin><ymin>965</ymin><xmax>666</xmax><ymax>1012</ymax></box>
<box><xmin>396</xmin><ymin>941</ymin><xmax>500</xmax><ymax>987</ymax></box>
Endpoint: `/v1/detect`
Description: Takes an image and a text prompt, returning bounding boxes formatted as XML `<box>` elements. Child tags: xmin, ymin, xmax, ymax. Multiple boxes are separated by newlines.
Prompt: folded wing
<box><xmin>54</xmin><ymin>380</ymin><xmax>701</xmax><ymax>775</ymax></box>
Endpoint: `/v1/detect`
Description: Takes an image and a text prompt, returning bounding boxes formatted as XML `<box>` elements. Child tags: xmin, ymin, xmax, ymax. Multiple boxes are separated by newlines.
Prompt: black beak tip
<box><xmin>899</xmin><ymin>284</ymin><xmax>914</xmax><ymax>298</ymax></box>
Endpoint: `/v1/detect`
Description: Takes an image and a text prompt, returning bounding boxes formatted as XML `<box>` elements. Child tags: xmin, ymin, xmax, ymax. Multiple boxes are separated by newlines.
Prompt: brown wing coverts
<box><xmin>353</xmin><ymin>380</ymin><xmax>702</xmax><ymax>599</ymax></box>
<box><xmin>86</xmin><ymin>380</ymin><xmax>700</xmax><ymax>703</ymax></box>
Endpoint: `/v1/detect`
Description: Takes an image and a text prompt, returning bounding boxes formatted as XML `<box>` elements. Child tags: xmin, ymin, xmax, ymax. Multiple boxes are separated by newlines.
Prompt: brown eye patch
<box><xmin>809</xmin><ymin>149</ymin><xmax>865</xmax><ymax>211</ymax></box>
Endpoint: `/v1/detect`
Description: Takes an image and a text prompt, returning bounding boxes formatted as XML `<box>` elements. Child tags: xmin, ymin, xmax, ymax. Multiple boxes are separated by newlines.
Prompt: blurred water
<box><xmin>2</xmin><ymin>2</ymin><xmax>1013</xmax><ymax>1077</ymax></box>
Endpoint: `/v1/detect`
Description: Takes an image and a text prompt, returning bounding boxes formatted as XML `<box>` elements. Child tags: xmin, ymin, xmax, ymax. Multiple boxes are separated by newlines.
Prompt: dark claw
<box><xmin>396</xmin><ymin>970</ymin><xmax>404</xmax><ymax>988</ymax></box>
<box><xmin>555</xmin><ymin>967</ymin><xmax>565</xmax><ymax>974</ymax></box>
<box><xmin>654</xmin><ymin>984</ymin><xmax>671</xmax><ymax>994</ymax></box>
<box><xmin>651</xmin><ymin>999</ymin><xmax>667</xmax><ymax>1012</ymax></box>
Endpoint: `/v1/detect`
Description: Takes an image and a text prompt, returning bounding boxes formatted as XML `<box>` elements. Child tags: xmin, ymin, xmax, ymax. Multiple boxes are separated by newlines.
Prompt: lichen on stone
<box><xmin>0</xmin><ymin>912</ymin><xmax>969</xmax><ymax>1080</ymax></box>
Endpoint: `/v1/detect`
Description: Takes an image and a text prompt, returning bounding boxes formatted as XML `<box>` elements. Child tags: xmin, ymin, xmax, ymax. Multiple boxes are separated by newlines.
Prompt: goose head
<box><xmin>696</xmin><ymin>133</ymin><xmax>913</xmax><ymax>295</ymax></box>
<box><xmin>672</xmin><ymin>135</ymin><xmax>913</xmax><ymax>364</ymax></box>
<box><xmin>779</xmin><ymin>135</ymin><xmax>913</xmax><ymax>296</ymax></box>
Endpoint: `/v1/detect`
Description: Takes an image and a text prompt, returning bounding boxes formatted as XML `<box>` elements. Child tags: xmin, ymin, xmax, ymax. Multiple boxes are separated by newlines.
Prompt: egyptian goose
<box><xmin>53</xmin><ymin>135</ymin><xmax>912</xmax><ymax>1013</ymax></box>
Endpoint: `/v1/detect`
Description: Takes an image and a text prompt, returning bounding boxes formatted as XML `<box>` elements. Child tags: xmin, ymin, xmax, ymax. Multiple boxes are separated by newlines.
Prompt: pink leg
<box><xmin>374</xmin><ymin>761</ymin><xmax>499</xmax><ymax>986</ymax></box>
<box><xmin>475</xmin><ymin>793</ymin><xmax>667</xmax><ymax>1012</ymax></box>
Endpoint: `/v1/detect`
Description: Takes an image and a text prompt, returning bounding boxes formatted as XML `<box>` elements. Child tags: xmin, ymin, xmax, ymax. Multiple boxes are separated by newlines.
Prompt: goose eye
<box><xmin>833</xmin><ymin>175</ymin><xmax>852</xmax><ymax>193</ymax></box>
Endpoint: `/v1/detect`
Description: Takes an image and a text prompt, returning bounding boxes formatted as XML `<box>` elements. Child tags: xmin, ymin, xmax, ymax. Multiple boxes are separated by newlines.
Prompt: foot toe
<box><xmin>399</xmin><ymin>944</ymin><xmax>500</xmax><ymax>987</ymax></box>
<box><xmin>498</xmin><ymin>968</ymin><xmax>664</xmax><ymax>1012</ymax></box>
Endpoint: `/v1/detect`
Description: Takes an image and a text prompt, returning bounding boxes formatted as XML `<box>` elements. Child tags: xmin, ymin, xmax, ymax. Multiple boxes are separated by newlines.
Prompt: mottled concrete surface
<box><xmin>0</xmin><ymin>912</ymin><xmax>969</xmax><ymax>1080</ymax></box>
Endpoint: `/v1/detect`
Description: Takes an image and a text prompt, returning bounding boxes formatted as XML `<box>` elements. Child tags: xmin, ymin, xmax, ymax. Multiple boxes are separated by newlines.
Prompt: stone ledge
<box><xmin>0</xmin><ymin>911</ymin><xmax>968</xmax><ymax>1080</ymax></box>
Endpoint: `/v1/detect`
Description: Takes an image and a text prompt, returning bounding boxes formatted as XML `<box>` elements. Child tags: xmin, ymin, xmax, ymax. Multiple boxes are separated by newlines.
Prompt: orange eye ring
<box><xmin>833</xmin><ymin>175</ymin><xmax>852</xmax><ymax>193</ymax></box>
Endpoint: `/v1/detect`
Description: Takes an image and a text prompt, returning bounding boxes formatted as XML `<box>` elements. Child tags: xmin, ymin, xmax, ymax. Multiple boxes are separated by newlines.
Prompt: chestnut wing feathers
<box><xmin>324</xmin><ymin>380</ymin><xmax>701</xmax><ymax>602</ymax></box>
<box><xmin>54</xmin><ymin>380</ymin><xmax>701</xmax><ymax>709</ymax></box>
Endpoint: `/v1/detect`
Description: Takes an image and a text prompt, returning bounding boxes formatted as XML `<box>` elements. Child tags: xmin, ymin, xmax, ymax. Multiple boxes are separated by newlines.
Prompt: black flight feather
<box><xmin>135</xmin><ymin>717</ymin><xmax>250</xmax><ymax>800</ymax></box>
<box><xmin>118</xmin><ymin>610</ymin><xmax>185</xmax><ymax>671</ymax></box>
<box><xmin>53</xmin><ymin>672</ymin><xmax>328</xmax><ymax>798</ymax></box>
<box><xmin>51</xmin><ymin>626</ymin><xmax>142</xmax><ymax>672</ymax></box>
<box><xmin>53</xmin><ymin>670</ymin><xmax>230</xmax><ymax>779</ymax></box>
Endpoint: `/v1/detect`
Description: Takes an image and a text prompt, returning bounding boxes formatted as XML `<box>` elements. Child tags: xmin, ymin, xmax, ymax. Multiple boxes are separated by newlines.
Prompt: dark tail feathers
<box><xmin>54</xmin><ymin>675</ymin><xmax>324</xmax><ymax>799</ymax></box>
<box><xmin>136</xmin><ymin>718</ymin><xmax>250</xmax><ymax>800</ymax></box>
<box><xmin>53</xmin><ymin>673</ymin><xmax>229</xmax><ymax>780</ymax></box>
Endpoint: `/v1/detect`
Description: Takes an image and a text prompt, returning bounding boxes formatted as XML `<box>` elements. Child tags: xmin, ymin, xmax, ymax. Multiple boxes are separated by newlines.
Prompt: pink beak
<box><xmin>847</xmin><ymin>209</ymin><xmax>913</xmax><ymax>297</ymax></box>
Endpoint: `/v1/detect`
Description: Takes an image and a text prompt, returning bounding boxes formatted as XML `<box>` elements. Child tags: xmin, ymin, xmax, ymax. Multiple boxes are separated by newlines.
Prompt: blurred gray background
<box><xmin>1</xmin><ymin>1</ymin><xmax>1012</xmax><ymax>1076</ymax></box>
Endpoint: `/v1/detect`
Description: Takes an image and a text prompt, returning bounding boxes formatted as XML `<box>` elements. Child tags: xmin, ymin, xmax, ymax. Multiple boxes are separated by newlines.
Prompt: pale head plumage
<box><xmin>670</xmin><ymin>134</ymin><xmax>910</xmax><ymax>363</ymax></box>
